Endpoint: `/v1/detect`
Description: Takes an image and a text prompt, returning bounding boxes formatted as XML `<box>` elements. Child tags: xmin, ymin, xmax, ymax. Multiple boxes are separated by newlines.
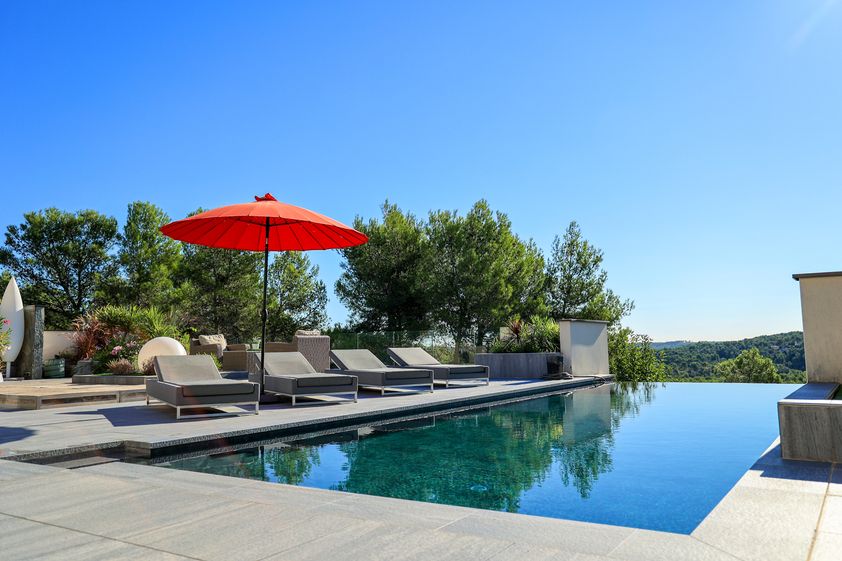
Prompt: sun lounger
<box><xmin>387</xmin><ymin>347</ymin><xmax>490</xmax><ymax>387</ymax></box>
<box><xmin>260</xmin><ymin>352</ymin><xmax>357</xmax><ymax>406</ymax></box>
<box><xmin>146</xmin><ymin>355</ymin><xmax>260</xmax><ymax>419</ymax></box>
<box><xmin>329</xmin><ymin>349</ymin><xmax>434</xmax><ymax>395</ymax></box>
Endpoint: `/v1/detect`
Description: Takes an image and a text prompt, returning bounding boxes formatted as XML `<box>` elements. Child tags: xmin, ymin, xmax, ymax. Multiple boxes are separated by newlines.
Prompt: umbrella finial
<box><xmin>255</xmin><ymin>193</ymin><xmax>277</xmax><ymax>202</ymax></box>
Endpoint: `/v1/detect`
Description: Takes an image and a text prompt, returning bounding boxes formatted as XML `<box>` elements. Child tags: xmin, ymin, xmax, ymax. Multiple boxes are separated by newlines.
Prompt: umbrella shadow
<box><xmin>0</xmin><ymin>427</ymin><xmax>36</xmax><ymax>445</ymax></box>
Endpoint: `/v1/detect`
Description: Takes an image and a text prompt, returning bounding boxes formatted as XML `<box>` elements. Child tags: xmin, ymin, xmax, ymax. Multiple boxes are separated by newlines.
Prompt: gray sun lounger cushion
<box><xmin>329</xmin><ymin>349</ymin><xmax>433</xmax><ymax>392</ymax></box>
<box><xmin>261</xmin><ymin>352</ymin><xmax>357</xmax><ymax>403</ymax></box>
<box><xmin>147</xmin><ymin>355</ymin><xmax>259</xmax><ymax>419</ymax></box>
<box><xmin>180</xmin><ymin>380</ymin><xmax>258</xmax><ymax>397</ymax></box>
<box><xmin>387</xmin><ymin>347</ymin><xmax>490</xmax><ymax>385</ymax></box>
<box><xmin>329</xmin><ymin>349</ymin><xmax>388</xmax><ymax>371</ymax></box>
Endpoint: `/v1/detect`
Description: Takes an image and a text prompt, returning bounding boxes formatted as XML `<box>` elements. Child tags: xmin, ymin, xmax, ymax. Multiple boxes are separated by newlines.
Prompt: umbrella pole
<box><xmin>260</xmin><ymin>218</ymin><xmax>270</xmax><ymax>394</ymax></box>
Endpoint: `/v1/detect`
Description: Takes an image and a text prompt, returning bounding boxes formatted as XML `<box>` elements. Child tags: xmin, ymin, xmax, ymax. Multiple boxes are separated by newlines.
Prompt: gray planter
<box><xmin>474</xmin><ymin>352</ymin><xmax>563</xmax><ymax>379</ymax></box>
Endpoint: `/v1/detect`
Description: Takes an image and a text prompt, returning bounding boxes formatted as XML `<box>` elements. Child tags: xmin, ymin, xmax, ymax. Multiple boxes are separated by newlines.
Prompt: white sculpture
<box><xmin>0</xmin><ymin>276</ymin><xmax>25</xmax><ymax>381</ymax></box>
<box><xmin>137</xmin><ymin>337</ymin><xmax>187</xmax><ymax>373</ymax></box>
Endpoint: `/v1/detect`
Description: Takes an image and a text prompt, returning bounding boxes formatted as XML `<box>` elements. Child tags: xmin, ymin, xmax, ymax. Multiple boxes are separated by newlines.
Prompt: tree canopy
<box><xmin>0</xmin><ymin>208</ymin><xmax>119</xmax><ymax>328</ymax></box>
<box><xmin>427</xmin><ymin>200</ymin><xmax>546</xmax><ymax>356</ymax></box>
<box><xmin>267</xmin><ymin>251</ymin><xmax>328</xmax><ymax>341</ymax></box>
<box><xmin>545</xmin><ymin>221</ymin><xmax>633</xmax><ymax>325</ymax></box>
<box><xmin>336</xmin><ymin>202</ymin><xmax>431</xmax><ymax>332</ymax></box>
<box><xmin>99</xmin><ymin>201</ymin><xmax>182</xmax><ymax>308</ymax></box>
<box><xmin>713</xmin><ymin>347</ymin><xmax>783</xmax><ymax>383</ymax></box>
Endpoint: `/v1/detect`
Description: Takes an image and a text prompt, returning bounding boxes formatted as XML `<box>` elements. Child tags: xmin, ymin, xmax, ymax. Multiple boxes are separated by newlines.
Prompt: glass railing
<box><xmin>325</xmin><ymin>330</ymin><xmax>484</xmax><ymax>364</ymax></box>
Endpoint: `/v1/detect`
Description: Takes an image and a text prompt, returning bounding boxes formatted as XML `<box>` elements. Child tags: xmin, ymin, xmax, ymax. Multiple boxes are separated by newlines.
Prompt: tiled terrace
<box><xmin>0</xmin><ymin>379</ymin><xmax>839</xmax><ymax>560</ymax></box>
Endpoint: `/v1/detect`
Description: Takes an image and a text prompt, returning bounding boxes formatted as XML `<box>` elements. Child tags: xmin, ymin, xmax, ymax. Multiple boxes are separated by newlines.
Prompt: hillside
<box><xmin>660</xmin><ymin>331</ymin><xmax>805</xmax><ymax>380</ymax></box>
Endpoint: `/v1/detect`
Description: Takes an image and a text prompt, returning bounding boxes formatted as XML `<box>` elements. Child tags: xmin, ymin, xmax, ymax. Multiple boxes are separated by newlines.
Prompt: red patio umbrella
<box><xmin>160</xmin><ymin>193</ymin><xmax>368</xmax><ymax>390</ymax></box>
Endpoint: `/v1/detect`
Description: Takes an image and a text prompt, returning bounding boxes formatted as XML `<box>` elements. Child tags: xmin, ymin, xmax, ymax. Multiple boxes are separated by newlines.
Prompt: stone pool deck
<box><xmin>0</xmin><ymin>378</ymin><xmax>599</xmax><ymax>460</ymax></box>
<box><xmin>0</xmin><ymin>378</ymin><xmax>840</xmax><ymax>560</ymax></box>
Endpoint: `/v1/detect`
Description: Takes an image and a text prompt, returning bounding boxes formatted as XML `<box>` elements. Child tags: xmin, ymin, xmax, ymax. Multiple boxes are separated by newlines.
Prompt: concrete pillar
<box><xmin>792</xmin><ymin>272</ymin><xmax>842</xmax><ymax>384</ymax></box>
<box><xmin>558</xmin><ymin>319</ymin><xmax>609</xmax><ymax>377</ymax></box>
<box><xmin>12</xmin><ymin>305</ymin><xmax>44</xmax><ymax>379</ymax></box>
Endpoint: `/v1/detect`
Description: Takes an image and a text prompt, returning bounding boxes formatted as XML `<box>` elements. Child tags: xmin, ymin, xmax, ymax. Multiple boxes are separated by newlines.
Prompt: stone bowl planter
<box><xmin>474</xmin><ymin>352</ymin><xmax>563</xmax><ymax>379</ymax></box>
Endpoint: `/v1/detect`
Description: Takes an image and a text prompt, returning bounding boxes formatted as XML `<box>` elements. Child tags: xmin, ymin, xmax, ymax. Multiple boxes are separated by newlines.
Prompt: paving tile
<box><xmin>810</xmin><ymin>531</ymin><xmax>842</xmax><ymax>561</ymax></box>
<box><xmin>43</xmin><ymin>540</ymin><xmax>194</xmax><ymax>561</ymax></box>
<box><xmin>487</xmin><ymin>543</ymin><xmax>579</xmax><ymax>561</ymax></box>
<box><xmin>737</xmin><ymin>463</ymin><xmax>830</xmax><ymax>495</ymax></box>
<box><xmin>818</xmin><ymin>495</ymin><xmax>842</xmax><ymax>534</ymax></box>
<box><xmin>211</xmin><ymin>478</ymin><xmax>345</xmax><ymax>507</ymax></box>
<box><xmin>80</xmin><ymin>461</ymin><xmax>254</xmax><ymax>493</ymax></box>
<box><xmin>263</xmin><ymin>522</ymin><xmax>511</xmax><ymax>561</ymax></box>
<box><xmin>693</xmin><ymin>486</ymin><xmax>823</xmax><ymax>561</ymax></box>
<box><xmin>607</xmin><ymin>530</ymin><xmax>740</xmax><ymax>561</ymax></box>
<box><xmin>152</xmin><ymin>513</ymin><xmax>381</xmax><ymax>561</ymax></box>
<box><xmin>437</xmin><ymin>512</ymin><xmax>633</xmax><ymax>556</ymax></box>
<box><xmin>0</xmin><ymin>513</ymin><xmax>102</xmax><ymax>560</ymax></box>
<box><xmin>306</xmin><ymin>492</ymin><xmax>476</xmax><ymax>529</ymax></box>
<box><xmin>0</xmin><ymin>471</ymin><xmax>145</xmax><ymax>519</ymax></box>
<box><xmin>0</xmin><ymin>459</ymin><xmax>61</xmax><ymax>480</ymax></box>
<box><xmin>38</xmin><ymin>486</ymin><xmax>253</xmax><ymax>539</ymax></box>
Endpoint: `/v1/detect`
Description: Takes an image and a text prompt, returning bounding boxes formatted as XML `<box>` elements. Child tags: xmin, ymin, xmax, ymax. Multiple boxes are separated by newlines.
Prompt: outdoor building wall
<box><xmin>559</xmin><ymin>319</ymin><xmax>609</xmax><ymax>377</ymax></box>
<box><xmin>794</xmin><ymin>273</ymin><xmax>842</xmax><ymax>384</ymax></box>
<box><xmin>43</xmin><ymin>331</ymin><xmax>75</xmax><ymax>362</ymax></box>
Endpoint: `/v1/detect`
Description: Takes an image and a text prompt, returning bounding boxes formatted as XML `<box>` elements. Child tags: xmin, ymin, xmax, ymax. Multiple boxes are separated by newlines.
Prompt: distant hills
<box><xmin>657</xmin><ymin>331</ymin><xmax>805</xmax><ymax>380</ymax></box>
<box><xmin>650</xmin><ymin>341</ymin><xmax>691</xmax><ymax>350</ymax></box>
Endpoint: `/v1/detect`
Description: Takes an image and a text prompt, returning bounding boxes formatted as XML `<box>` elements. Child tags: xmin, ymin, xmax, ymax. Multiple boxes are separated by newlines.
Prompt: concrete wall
<box><xmin>778</xmin><ymin>383</ymin><xmax>841</xmax><ymax>462</ymax></box>
<box><xmin>559</xmin><ymin>319</ymin><xmax>609</xmax><ymax>377</ymax></box>
<box><xmin>474</xmin><ymin>352</ymin><xmax>562</xmax><ymax>379</ymax></box>
<box><xmin>793</xmin><ymin>272</ymin><xmax>842</xmax><ymax>383</ymax></box>
<box><xmin>43</xmin><ymin>331</ymin><xmax>75</xmax><ymax>361</ymax></box>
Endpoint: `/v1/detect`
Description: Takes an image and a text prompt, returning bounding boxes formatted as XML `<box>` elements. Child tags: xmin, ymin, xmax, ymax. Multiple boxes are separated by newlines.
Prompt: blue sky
<box><xmin>2</xmin><ymin>1</ymin><xmax>840</xmax><ymax>341</ymax></box>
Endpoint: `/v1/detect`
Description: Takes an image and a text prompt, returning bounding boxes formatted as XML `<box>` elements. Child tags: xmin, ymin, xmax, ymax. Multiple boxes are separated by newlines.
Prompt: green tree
<box><xmin>427</xmin><ymin>200</ymin><xmax>545</xmax><ymax>359</ymax></box>
<box><xmin>266</xmin><ymin>251</ymin><xmax>328</xmax><ymax>341</ymax></box>
<box><xmin>176</xmin><ymin>235</ymin><xmax>263</xmax><ymax>342</ymax></box>
<box><xmin>0</xmin><ymin>208</ymin><xmax>118</xmax><ymax>328</ymax></box>
<box><xmin>545</xmin><ymin>221</ymin><xmax>632</xmax><ymax>325</ymax></box>
<box><xmin>713</xmin><ymin>347</ymin><xmax>782</xmax><ymax>383</ymax></box>
<box><xmin>100</xmin><ymin>201</ymin><xmax>182</xmax><ymax>307</ymax></box>
<box><xmin>336</xmin><ymin>202</ymin><xmax>432</xmax><ymax>331</ymax></box>
<box><xmin>608</xmin><ymin>327</ymin><xmax>667</xmax><ymax>382</ymax></box>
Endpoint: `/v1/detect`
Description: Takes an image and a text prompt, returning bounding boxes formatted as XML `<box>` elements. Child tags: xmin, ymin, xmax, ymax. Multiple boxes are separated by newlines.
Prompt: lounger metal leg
<box><xmin>292</xmin><ymin>395</ymin><xmax>296</xmax><ymax>407</ymax></box>
<box><xmin>430</xmin><ymin>383</ymin><xmax>434</xmax><ymax>392</ymax></box>
<box><xmin>255</xmin><ymin>401</ymin><xmax>260</xmax><ymax>415</ymax></box>
<box><xmin>381</xmin><ymin>387</ymin><xmax>385</xmax><ymax>396</ymax></box>
<box><xmin>445</xmin><ymin>381</ymin><xmax>449</xmax><ymax>388</ymax></box>
<box><xmin>146</xmin><ymin>394</ymin><xmax>149</xmax><ymax>405</ymax></box>
<box><xmin>176</xmin><ymin>406</ymin><xmax>181</xmax><ymax>420</ymax></box>
<box><xmin>354</xmin><ymin>392</ymin><xmax>358</xmax><ymax>403</ymax></box>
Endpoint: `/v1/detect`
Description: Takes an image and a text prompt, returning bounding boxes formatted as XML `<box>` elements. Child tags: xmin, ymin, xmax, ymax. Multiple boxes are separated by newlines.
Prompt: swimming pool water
<box><xmin>156</xmin><ymin>382</ymin><xmax>797</xmax><ymax>533</ymax></box>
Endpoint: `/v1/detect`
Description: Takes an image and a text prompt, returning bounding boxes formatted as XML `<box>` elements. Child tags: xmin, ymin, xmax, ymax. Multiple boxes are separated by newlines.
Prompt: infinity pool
<box><xmin>155</xmin><ymin>382</ymin><xmax>797</xmax><ymax>534</ymax></box>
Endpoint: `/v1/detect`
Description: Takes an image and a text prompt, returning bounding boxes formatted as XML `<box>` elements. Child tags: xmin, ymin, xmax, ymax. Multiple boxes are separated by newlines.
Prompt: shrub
<box><xmin>106</xmin><ymin>358</ymin><xmax>136</xmax><ymax>375</ymax></box>
<box><xmin>140</xmin><ymin>358</ymin><xmax>156</xmax><ymax>376</ymax></box>
<box><xmin>490</xmin><ymin>316</ymin><xmax>560</xmax><ymax>353</ymax></box>
<box><xmin>713</xmin><ymin>348</ymin><xmax>782</xmax><ymax>383</ymax></box>
<box><xmin>608</xmin><ymin>327</ymin><xmax>666</xmax><ymax>383</ymax></box>
<box><xmin>0</xmin><ymin>315</ymin><xmax>10</xmax><ymax>357</ymax></box>
<box><xmin>70</xmin><ymin>312</ymin><xmax>109</xmax><ymax>360</ymax></box>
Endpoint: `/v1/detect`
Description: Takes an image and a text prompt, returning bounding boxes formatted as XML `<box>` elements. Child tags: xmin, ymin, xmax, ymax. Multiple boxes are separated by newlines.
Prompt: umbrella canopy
<box><xmin>160</xmin><ymin>193</ymin><xmax>368</xmax><ymax>251</ymax></box>
<box><xmin>160</xmin><ymin>193</ymin><xmax>367</xmax><ymax>394</ymax></box>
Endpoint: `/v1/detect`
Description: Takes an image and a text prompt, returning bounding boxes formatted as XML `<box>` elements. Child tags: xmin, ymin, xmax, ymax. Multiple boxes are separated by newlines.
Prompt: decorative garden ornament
<box><xmin>0</xmin><ymin>276</ymin><xmax>25</xmax><ymax>380</ymax></box>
